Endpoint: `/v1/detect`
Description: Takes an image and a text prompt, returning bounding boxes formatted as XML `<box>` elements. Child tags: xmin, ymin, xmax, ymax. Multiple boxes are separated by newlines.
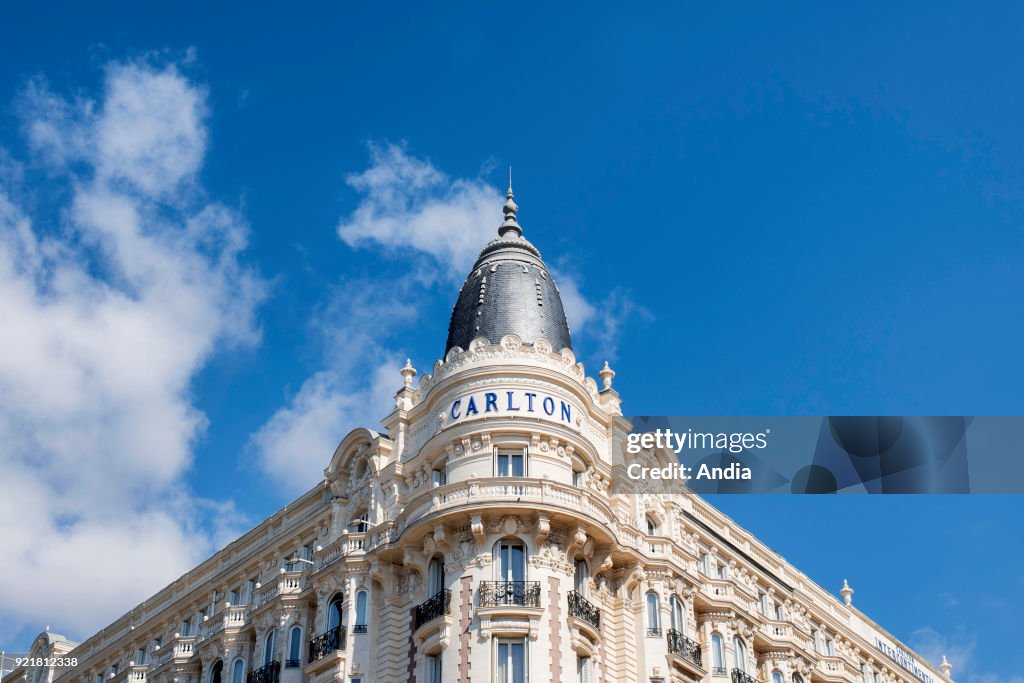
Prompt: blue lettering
<box><xmin>451</xmin><ymin>399</ymin><xmax>461</xmax><ymax>420</ymax></box>
<box><xmin>543</xmin><ymin>397</ymin><xmax>555</xmax><ymax>415</ymax></box>
<box><xmin>560</xmin><ymin>401</ymin><xmax>571</xmax><ymax>422</ymax></box>
<box><xmin>465</xmin><ymin>396</ymin><xmax>478</xmax><ymax>416</ymax></box>
<box><xmin>485</xmin><ymin>392</ymin><xmax>498</xmax><ymax>412</ymax></box>
<box><xmin>507</xmin><ymin>391</ymin><xmax>521</xmax><ymax>411</ymax></box>
<box><xmin>525</xmin><ymin>392</ymin><xmax>537</xmax><ymax>411</ymax></box>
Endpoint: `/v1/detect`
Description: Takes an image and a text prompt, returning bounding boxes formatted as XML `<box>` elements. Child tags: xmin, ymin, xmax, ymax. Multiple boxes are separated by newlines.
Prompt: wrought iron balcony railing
<box><xmin>666</xmin><ymin>629</ymin><xmax>702</xmax><ymax>666</ymax></box>
<box><xmin>414</xmin><ymin>589</ymin><xmax>452</xmax><ymax>630</ymax></box>
<box><xmin>246</xmin><ymin>661</ymin><xmax>279</xmax><ymax>683</ymax></box>
<box><xmin>567</xmin><ymin>591</ymin><xmax>600</xmax><ymax>630</ymax></box>
<box><xmin>283</xmin><ymin>660</ymin><xmax>300</xmax><ymax>670</ymax></box>
<box><xmin>646</xmin><ymin>626</ymin><xmax>663</xmax><ymax>637</ymax></box>
<box><xmin>351</xmin><ymin>625</ymin><xmax>367</xmax><ymax>634</ymax></box>
<box><xmin>711</xmin><ymin>667</ymin><xmax>728</xmax><ymax>677</ymax></box>
<box><xmin>478</xmin><ymin>581</ymin><xmax>541</xmax><ymax>607</ymax></box>
<box><xmin>308</xmin><ymin>626</ymin><xmax>345</xmax><ymax>663</ymax></box>
<box><xmin>731</xmin><ymin>669</ymin><xmax>757</xmax><ymax>683</ymax></box>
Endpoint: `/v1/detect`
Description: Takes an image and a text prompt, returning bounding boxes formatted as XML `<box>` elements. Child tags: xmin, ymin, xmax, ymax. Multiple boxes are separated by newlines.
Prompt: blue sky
<box><xmin>1</xmin><ymin>2</ymin><xmax>1022</xmax><ymax>681</ymax></box>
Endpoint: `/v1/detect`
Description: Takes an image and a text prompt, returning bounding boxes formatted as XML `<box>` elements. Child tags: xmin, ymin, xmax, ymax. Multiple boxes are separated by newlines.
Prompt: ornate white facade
<box><xmin>4</xmin><ymin>194</ymin><xmax>955</xmax><ymax>683</ymax></box>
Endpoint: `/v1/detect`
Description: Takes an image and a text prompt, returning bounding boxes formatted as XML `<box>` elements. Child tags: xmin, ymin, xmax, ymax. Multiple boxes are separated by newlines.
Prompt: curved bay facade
<box><xmin>5</xmin><ymin>192</ymin><xmax>954</xmax><ymax>683</ymax></box>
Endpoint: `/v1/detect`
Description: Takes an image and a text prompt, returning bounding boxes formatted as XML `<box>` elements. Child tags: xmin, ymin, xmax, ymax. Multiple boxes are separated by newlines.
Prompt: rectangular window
<box><xmin>135</xmin><ymin>649</ymin><xmax>146</xmax><ymax>666</ymax></box>
<box><xmin>426</xmin><ymin>655</ymin><xmax>442</xmax><ymax>683</ymax></box>
<box><xmin>496</xmin><ymin>449</ymin><xmax>526</xmax><ymax>477</ymax></box>
<box><xmin>495</xmin><ymin>638</ymin><xmax>527</xmax><ymax>683</ymax></box>
<box><xmin>775</xmin><ymin>604</ymin><xmax>784</xmax><ymax>621</ymax></box>
<box><xmin>432</xmin><ymin>468</ymin><xmax>447</xmax><ymax>487</ymax></box>
<box><xmin>576</xmin><ymin>656</ymin><xmax>589</xmax><ymax>683</ymax></box>
<box><xmin>716</xmin><ymin>563</ymin><xmax>728</xmax><ymax>579</ymax></box>
<box><xmin>698</xmin><ymin>553</ymin><xmax>710</xmax><ymax>576</ymax></box>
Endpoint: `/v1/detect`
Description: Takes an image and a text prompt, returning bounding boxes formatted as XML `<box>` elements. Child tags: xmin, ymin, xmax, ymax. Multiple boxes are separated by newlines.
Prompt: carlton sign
<box><xmin>447</xmin><ymin>389</ymin><xmax>577</xmax><ymax>426</ymax></box>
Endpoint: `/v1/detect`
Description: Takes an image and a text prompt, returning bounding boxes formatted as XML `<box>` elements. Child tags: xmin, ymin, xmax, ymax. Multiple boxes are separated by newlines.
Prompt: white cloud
<box><xmin>909</xmin><ymin>625</ymin><xmax>1020</xmax><ymax>683</ymax></box>
<box><xmin>251</xmin><ymin>281</ymin><xmax>415</xmax><ymax>493</ymax></box>
<box><xmin>337</xmin><ymin>143</ymin><xmax>502</xmax><ymax>275</ymax></box>
<box><xmin>0</xmin><ymin>58</ymin><xmax>264</xmax><ymax>639</ymax></box>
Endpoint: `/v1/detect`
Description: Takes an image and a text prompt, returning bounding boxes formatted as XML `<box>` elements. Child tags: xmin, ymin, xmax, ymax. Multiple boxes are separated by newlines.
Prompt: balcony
<box><xmin>308</xmin><ymin>626</ymin><xmax>346</xmax><ymax>663</ymax></box>
<box><xmin>711</xmin><ymin>668</ymin><xmax>728</xmax><ymax>677</ymax></box>
<box><xmin>414</xmin><ymin>589</ymin><xmax>452</xmax><ymax>630</ymax></box>
<box><xmin>666</xmin><ymin>630</ymin><xmax>701</xmax><ymax>667</ymax></box>
<box><xmin>283</xmin><ymin>660</ymin><xmax>301</xmax><ymax>669</ymax></box>
<box><xmin>646</xmin><ymin>627</ymin><xmax>662</xmax><ymax>637</ymax></box>
<box><xmin>246</xmin><ymin>662</ymin><xmax>280</xmax><ymax>683</ymax></box>
<box><xmin>731</xmin><ymin>669</ymin><xmax>757</xmax><ymax>683</ymax></box>
<box><xmin>479</xmin><ymin>581</ymin><xmax>541</xmax><ymax>607</ymax></box>
<box><xmin>398</xmin><ymin>479</ymin><xmax>618</xmax><ymax>542</ymax></box>
<box><xmin>567</xmin><ymin>591</ymin><xmax>600</xmax><ymax>631</ymax></box>
<box><xmin>351</xmin><ymin>625</ymin><xmax>367</xmax><ymax>634</ymax></box>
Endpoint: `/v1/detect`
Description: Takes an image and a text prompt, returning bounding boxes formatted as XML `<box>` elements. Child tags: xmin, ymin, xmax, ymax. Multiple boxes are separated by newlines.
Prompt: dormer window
<box><xmin>646</xmin><ymin>515</ymin><xmax>658</xmax><ymax>536</ymax></box>
<box><xmin>350</xmin><ymin>510</ymin><xmax>369</xmax><ymax>533</ymax></box>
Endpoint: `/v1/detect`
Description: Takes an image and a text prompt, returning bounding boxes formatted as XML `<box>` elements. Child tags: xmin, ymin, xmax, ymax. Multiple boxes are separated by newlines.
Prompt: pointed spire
<box><xmin>498</xmin><ymin>166</ymin><xmax>522</xmax><ymax>238</ymax></box>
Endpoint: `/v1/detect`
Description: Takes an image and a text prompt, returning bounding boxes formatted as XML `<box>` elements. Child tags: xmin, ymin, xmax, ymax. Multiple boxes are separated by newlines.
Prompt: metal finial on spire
<box><xmin>498</xmin><ymin>166</ymin><xmax>521</xmax><ymax>238</ymax></box>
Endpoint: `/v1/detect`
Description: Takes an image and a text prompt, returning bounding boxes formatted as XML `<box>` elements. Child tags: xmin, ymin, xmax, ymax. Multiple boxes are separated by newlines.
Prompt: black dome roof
<box><xmin>444</xmin><ymin>189</ymin><xmax>573</xmax><ymax>356</ymax></box>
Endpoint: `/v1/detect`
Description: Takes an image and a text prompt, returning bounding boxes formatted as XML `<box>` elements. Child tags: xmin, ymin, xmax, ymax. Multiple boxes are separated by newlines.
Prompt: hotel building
<box><xmin>4</xmin><ymin>189</ymin><xmax>955</xmax><ymax>683</ymax></box>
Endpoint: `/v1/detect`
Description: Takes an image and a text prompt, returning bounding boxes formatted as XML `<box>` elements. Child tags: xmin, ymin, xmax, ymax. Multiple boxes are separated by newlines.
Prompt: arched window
<box><xmin>209</xmin><ymin>660</ymin><xmax>223</xmax><ymax>683</ymax></box>
<box><xmin>574</xmin><ymin>559</ymin><xmax>588</xmax><ymax>596</ymax></box>
<box><xmin>645</xmin><ymin>592</ymin><xmax>661</xmax><ymax>635</ymax></box>
<box><xmin>428</xmin><ymin>556</ymin><xmax>445</xmax><ymax>596</ymax></box>
<box><xmin>231</xmin><ymin>660</ymin><xmax>244</xmax><ymax>683</ymax></box>
<box><xmin>327</xmin><ymin>594</ymin><xmax>344</xmax><ymax>631</ymax></box>
<box><xmin>711</xmin><ymin>633</ymin><xmax>724</xmax><ymax>671</ymax></box>
<box><xmin>287</xmin><ymin>626</ymin><xmax>302</xmax><ymax>667</ymax></box>
<box><xmin>669</xmin><ymin>595</ymin><xmax>685</xmax><ymax>633</ymax></box>
<box><xmin>494</xmin><ymin>540</ymin><xmax>526</xmax><ymax>582</ymax></box>
<box><xmin>772</xmin><ymin>672</ymin><xmax>783</xmax><ymax>683</ymax></box>
<box><xmin>354</xmin><ymin>590</ymin><xmax>368</xmax><ymax>631</ymax></box>
<box><xmin>733</xmin><ymin>636</ymin><xmax>747</xmax><ymax>672</ymax></box>
<box><xmin>263</xmin><ymin>630</ymin><xmax>276</xmax><ymax>666</ymax></box>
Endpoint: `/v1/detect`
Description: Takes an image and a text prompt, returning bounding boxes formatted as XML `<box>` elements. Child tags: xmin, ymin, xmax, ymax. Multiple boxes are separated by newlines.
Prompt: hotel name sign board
<box><xmin>447</xmin><ymin>388</ymin><xmax>578</xmax><ymax>427</ymax></box>
<box><xmin>872</xmin><ymin>635</ymin><xmax>935</xmax><ymax>683</ymax></box>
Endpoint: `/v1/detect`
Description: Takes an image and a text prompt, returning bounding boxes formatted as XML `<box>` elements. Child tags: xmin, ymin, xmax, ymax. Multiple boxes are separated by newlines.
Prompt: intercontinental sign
<box><xmin>873</xmin><ymin>637</ymin><xmax>935</xmax><ymax>683</ymax></box>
